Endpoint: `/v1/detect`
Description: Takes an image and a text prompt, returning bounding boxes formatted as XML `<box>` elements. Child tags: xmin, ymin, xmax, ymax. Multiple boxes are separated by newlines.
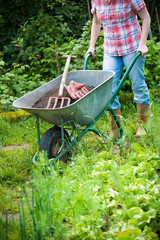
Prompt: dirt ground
<box><xmin>33</xmin><ymin>85</ymin><xmax>94</xmax><ymax>108</ymax></box>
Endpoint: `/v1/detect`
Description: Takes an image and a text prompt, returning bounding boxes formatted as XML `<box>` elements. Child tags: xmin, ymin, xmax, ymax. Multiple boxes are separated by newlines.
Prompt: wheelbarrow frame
<box><xmin>32</xmin><ymin>51</ymin><xmax>141</xmax><ymax>165</ymax></box>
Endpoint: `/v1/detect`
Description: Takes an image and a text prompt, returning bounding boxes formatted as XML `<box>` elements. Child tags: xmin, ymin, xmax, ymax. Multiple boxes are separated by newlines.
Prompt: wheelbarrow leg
<box><xmin>32</xmin><ymin>116</ymin><xmax>40</xmax><ymax>165</ymax></box>
<box><xmin>36</xmin><ymin>116</ymin><xmax>40</xmax><ymax>145</ymax></box>
<box><xmin>108</xmin><ymin>105</ymin><xmax>123</xmax><ymax>144</ymax></box>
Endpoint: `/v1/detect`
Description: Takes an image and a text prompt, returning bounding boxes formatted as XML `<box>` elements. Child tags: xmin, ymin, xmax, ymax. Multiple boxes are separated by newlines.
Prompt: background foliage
<box><xmin>0</xmin><ymin>0</ymin><xmax>160</xmax><ymax>112</ymax></box>
<box><xmin>0</xmin><ymin>102</ymin><xmax>160</xmax><ymax>239</ymax></box>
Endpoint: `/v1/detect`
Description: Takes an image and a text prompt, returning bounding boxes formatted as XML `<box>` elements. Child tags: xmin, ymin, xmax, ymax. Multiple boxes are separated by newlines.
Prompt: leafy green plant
<box><xmin>1</xmin><ymin>18</ymin><xmax>160</xmax><ymax>112</ymax></box>
<box><xmin>11</xmin><ymin>144</ymin><xmax>159</xmax><ymax>239</ymax></box>
<box><xmin>145</xmin><ymin>39</ymin><xmax>160</xmax><ymax>89</ymax></box>
<box><xmin>0</xmin><ymin>98</ymin><xmax>160</xmax><ymax>239</ymax></box>
<box><xmin>0</xmin><ymin>62</ymin><xmax>46</xmax><ymax>111</ymax></box>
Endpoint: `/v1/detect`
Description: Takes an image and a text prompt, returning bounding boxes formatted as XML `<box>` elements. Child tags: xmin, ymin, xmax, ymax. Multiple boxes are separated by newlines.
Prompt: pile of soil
<box><xmin>33</xmin><ymin>85</ymin><xmax>95</xmax><ymax>109</ymax></box>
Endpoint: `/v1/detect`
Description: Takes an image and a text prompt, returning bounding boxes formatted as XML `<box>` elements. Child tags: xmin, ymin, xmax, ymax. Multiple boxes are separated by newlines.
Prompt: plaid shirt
<box><xmin>91</xmin><ymin>0</ymin><xmax>146</xmax><ymax>56</ymax></box>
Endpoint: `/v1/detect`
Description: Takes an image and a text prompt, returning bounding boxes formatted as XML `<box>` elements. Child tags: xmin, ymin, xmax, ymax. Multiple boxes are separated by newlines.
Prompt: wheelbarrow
<box><xmin>13</xmin><ymin>52</ymin><xmax>141</xmax><ymax>165</ymax></box>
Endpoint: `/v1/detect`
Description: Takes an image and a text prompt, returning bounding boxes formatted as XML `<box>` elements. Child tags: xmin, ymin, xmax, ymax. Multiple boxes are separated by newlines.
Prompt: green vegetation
<box><xmin>0</xmin><ymin>20</ymin><xmax>160</xmax><ymax>112</ymax></box>
<box><xmin>0</xmin><ymin>0</ymin><xmax>160</xmax><ymax>112</ymax></box>
<box><xmin>0</xmin><ymin>97</ymin><xmax>160</xmax><ymax>239</ymax></box>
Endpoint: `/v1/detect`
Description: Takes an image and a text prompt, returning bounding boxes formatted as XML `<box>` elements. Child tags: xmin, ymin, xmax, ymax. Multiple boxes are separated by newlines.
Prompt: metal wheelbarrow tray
<box><xmin>13</xmin><ymin>52</ymin><xmax>141</xmax><ymax>164</ymax></box>
<box><xmin>13</xmin><ymin>70</ymin><xmax>114</xmax><ymax>126</ymax></box>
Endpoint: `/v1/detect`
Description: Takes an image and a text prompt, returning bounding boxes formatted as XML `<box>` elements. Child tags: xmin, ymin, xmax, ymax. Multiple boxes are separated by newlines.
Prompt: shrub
<box><xmin>0</xmin><ymin>19</ymin><xmax>160</xmax><ymax>112</ymax></box>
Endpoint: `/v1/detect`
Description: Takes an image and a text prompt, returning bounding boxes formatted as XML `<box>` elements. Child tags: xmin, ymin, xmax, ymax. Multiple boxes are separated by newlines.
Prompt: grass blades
<box><xmin>0</xmin><ymin>97</ymin><xmax>160</xmax><ymax>239</ymax></box>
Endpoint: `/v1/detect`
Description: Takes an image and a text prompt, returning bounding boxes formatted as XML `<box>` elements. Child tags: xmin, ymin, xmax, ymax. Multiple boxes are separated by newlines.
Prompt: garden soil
<box><xmin>33</xmin><ymin>85</ymin><xmax>95</xmax><ymax>108</ymax></box>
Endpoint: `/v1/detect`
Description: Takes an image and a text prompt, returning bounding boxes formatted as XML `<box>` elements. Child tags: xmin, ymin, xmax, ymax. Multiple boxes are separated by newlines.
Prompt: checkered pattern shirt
<box><xmin>91</xmin><ymin>0</ymin><xmax>146</xmax><ymax>56</ymax></box>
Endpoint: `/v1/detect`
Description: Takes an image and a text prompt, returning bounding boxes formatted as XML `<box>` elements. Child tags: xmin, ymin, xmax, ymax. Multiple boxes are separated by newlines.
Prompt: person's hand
<box><xmin>86</xmin><ymin>47</ymin><xmax>96</xmax><ymax>58</ymax></box>
<box><xmin>137</xmin><ymin>44</ymin><xmax>148</xmax><ymax>57</ymax></box>
<box><xmin>65</xmin><ymin>81</ymin><xmax>89</xmax><ymax>100</ymax></box>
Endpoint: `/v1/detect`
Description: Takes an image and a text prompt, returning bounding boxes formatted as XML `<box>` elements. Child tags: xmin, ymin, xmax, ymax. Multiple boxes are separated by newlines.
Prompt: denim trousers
<box><xmin>103</xmin><ymin>51</ymin><xmax>150</xmax><ymax>110</ymax></box>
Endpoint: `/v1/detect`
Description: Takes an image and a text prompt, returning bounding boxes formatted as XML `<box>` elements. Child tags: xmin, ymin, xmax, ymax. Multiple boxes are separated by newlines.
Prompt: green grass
<box><xmin>0</xmin><ymin>97</ymin><xmax>160</xmax><ymax>239</ymax></box>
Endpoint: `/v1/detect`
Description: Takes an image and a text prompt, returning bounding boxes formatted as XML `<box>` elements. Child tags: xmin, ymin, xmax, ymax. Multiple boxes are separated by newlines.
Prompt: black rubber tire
<box><xmin>39</xmin><ymin>125</ymin><xmax>71</xmax><ymax>162</ymax></box>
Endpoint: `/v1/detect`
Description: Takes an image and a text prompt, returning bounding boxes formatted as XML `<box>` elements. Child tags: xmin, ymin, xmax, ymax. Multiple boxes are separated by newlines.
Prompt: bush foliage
<box><xmin>0</xmin><ymin>18</ymin><xmax>160</xmax><ymax>112</ymax></box>
<box><xmin>0</xmin><ymin>0</ymin><xmax>160</xmax><ymax>111</ymax></box>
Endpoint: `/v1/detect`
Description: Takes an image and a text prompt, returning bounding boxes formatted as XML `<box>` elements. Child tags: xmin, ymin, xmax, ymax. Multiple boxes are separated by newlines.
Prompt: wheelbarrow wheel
<box><xmin>39</xmin><ymin>125</ymin><xmax>71</xmax><ymax>162</ymax></box>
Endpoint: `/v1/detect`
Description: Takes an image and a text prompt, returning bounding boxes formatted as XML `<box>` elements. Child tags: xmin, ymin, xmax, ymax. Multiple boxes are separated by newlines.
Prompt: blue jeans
<box><xmin>103</xmin><ymin>51</ymin><xmax>150</xmax><ymax>109</ymax></box>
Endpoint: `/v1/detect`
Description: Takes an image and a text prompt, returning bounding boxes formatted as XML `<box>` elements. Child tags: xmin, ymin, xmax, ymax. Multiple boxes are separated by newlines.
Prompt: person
<box><xmin>87</xmin><ymin>0</ymin><xmax>151</xmax><ymax>137</ymax></box>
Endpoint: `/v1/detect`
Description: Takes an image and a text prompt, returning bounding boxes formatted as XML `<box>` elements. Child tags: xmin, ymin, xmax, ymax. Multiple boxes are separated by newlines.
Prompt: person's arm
<box><xmin>87</xmin><ymin>13</ymin><xmax>101</xmax><ymax>57</ymax></box>
<box><xmin>137</xmin><ymin>6</ymin><xmax>151</xmax><ymax>57</ymax></box>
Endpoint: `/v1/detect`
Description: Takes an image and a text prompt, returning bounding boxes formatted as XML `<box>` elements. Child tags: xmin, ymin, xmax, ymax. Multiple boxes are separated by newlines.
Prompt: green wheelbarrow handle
<box><xmin>83</xmin><ymin>52</ymin><xmax>92</xmax><ymax>70</ymax></box>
